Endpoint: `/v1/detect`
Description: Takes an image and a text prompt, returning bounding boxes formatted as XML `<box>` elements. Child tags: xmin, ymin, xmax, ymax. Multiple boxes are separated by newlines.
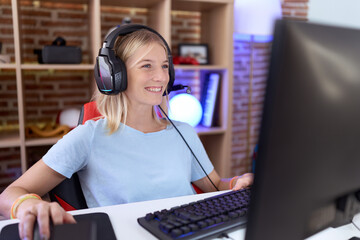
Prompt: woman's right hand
<box><xmin>16</xmin><ymin>199</ymin><xmax>76</xmax><ymax>240</ymax></box>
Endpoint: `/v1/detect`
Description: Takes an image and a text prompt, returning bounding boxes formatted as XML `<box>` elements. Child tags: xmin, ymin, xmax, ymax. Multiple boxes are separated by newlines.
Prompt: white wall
<box><xmin>308</xmin><ymin>0</ymin><xmax>360</xmax><ymax>29</ymax></box>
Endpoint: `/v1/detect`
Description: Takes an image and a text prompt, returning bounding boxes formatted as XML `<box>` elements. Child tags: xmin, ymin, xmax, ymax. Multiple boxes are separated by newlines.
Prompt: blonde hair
<box><xmin>93</xmin><ymin>29</ymin><xmax>170</xmax><ymax>134</ymax></box>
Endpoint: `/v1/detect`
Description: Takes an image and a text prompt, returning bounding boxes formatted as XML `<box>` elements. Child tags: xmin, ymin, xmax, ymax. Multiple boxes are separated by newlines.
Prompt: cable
<box><xmin>217</xmin><ymin>232</ymin><xmax>235</xmax><ymax>239</ymax></box>
<box><xmin>352</xmin><ymin>219</ymin><xmax>360</xmax><ymax>232</ymax></box>
<box><xmin>158</xmin><ymin>105</ymin><xmax>220</xmax><ymax>192</ymax></box>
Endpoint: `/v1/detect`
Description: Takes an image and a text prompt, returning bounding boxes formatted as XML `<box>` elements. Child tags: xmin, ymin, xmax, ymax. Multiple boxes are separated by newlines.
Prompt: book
<box><xmin>201</xmin><ymin>72</ymin><xmax>221</xmax><ymax>127</ymax></box>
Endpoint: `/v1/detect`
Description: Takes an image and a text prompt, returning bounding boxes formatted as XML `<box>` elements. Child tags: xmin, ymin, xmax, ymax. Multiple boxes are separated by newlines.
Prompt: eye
<box><xmin>162</xmin><ymin>64</ymin><xmax>169</xmax><ymax>69</ymax></box>
<box><xmin>142</xmin><ymin>64</ymin><xmax>151</xmax><ymax>68</ymax></box>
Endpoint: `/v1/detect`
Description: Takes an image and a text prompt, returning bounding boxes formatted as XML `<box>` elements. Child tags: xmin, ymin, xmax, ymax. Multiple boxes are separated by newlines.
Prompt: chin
<box><xmin>146</xmin><ymin>97</ymin><xmax>163</xmax><ymax>106</ymax></box>
<box><xmin>154</xmin><ymin>99</ymin><xmax>164</xmax><ymax>106</ymax></box>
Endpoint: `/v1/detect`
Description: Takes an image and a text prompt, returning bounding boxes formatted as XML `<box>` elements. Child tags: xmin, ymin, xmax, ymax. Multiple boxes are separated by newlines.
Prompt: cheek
<box><xmin>127</xmin><ymin>71</ymin><xmax>144</xmax><ymax>88</ymax></box>
<box><xmin>164</xmin><ymin>71</ymin><xmax>170</xmax><ymax>83</ymax></box>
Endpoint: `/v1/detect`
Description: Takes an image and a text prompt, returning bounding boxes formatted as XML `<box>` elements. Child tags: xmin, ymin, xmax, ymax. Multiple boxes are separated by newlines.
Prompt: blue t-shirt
<box><xmin>43</xmin><ymin>119</ymin><xmax>214</xmax><ymax>208</ymax></box>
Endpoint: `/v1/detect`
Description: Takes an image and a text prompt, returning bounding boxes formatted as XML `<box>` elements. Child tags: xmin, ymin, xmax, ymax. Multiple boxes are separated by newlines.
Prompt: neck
<box><xmin>126</xmin><ymin>106</ymin><xmax>166</xmax><ymax>133</ymax></box>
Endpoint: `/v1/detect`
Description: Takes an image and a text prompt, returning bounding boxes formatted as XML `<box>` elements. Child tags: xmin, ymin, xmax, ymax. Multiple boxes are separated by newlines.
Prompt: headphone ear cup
<box><xmin>94</xmin><ymin>55</ymin><xmax>114</xmax><ymax>94</ymax></box>
<box><xmin>94</xmin><ymin>52</ymin><xmax>127</xmax><ymax>95</ymax></box>
<box><xmin>112</xmin><ymin>56</ymin><xmax>127</xmax><ymax>93</ymax></box>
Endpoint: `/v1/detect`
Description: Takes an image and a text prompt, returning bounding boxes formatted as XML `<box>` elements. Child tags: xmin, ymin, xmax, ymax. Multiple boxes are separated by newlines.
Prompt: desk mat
<box><xmin>0</xmin><ymin>212</ymin><xmax>116</xmax><ymax>240</ymax></box>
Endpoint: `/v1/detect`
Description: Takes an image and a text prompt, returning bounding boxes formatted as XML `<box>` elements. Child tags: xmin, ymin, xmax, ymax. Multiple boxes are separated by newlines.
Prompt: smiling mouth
<box><xmin>145</xmin><ymin>87</ymin><xmax>163</xmax><ymax>93</ymax></box>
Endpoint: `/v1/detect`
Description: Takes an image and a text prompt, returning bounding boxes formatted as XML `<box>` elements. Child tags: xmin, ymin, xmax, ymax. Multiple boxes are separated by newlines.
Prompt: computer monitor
<box><xmin>245</xmin><ymin>20</ymin><xmax>360</xmax><ymax>240</ymax></box>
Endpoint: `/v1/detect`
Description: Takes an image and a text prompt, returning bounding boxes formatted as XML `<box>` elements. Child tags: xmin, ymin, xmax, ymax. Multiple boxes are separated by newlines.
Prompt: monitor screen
<box><xmin>245</xmin><ymin>20</ymin><xmax>360</xmax><ymax>240</ymax></box>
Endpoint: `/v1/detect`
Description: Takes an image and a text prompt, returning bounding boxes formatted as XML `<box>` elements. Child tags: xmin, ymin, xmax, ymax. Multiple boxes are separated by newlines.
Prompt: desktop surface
<box><xmin>0</xmin><ymin>191</ymin><xmax>360</xmax><ymax>240</ymax></box>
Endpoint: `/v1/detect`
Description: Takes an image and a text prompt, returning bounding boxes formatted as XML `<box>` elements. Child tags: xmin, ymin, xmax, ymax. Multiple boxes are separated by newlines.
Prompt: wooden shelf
<box><xmin>25</xmin><ymin>137</ymin><xmax>60</xmax><ymax>147</ymax></box>
<box><xmin>0</xmin><ymin>64</ymin><xmax>16</xmax><ymax>69</ymax></box>
<box><xmin>172</xmin><ymin>0</ymin><xmax>233</xmax><ymax>11</ymax></box>
<box><xmin>0</xmin><ymin>131</ymin><xmax>21</xmax><ymax>148</ymax></box>
<box><xmin>21</xmin><ymin>64</ymin><xmax>94</xmax><ymax>70</ymax></box>
<box><xmin>4</xmin><ymin>0</ymin><xmax>234</xmax><ymax>177</ymax></box>
<box><xmin>196</xmin><ymin>126</ymin><xmax>226</xmax><ymax>135</ymax></box>
<box><xmin>0</xmin><ymin>128</ymin><xmax>225</xmax><ymax>148</ymax></box>
<box><xmin>101</xmin><ymin>0</ymin><xmax>163</xmax><ymax>8</ymax></box>
<box><xmin>174</xmin><ymin>65</ymin><xmax>227</xmax><ymax>70</ymax></box>
<box><xmin>37</xmin><ymin>0</ymin><xmax>89</xmax><ymax>3</ymax></box>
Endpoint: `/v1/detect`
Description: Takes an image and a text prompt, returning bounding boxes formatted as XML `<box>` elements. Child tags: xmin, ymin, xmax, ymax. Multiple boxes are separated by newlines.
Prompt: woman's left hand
<box><xmin>232</xmin><ymin>173</ymin><xmax>254</xmax><ymax>190</ymax></box>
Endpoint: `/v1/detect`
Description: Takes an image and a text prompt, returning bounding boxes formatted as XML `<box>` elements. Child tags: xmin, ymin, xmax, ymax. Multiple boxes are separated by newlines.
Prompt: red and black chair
<box><xmin>49</xmin><ymin>102</ymin><xmax>203</xmax><ymax>211</ymax></box>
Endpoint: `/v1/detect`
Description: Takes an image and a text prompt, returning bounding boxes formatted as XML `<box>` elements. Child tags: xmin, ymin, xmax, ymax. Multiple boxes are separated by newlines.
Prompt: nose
<box><xmin>152</xmin><ymin>66</ymin><xmax>169</xmax><ymax>84</ymax></box>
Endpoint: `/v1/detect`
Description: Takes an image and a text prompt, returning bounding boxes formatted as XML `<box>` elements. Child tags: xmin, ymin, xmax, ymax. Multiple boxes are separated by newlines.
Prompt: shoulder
<box><xmin>169</xmin><ymin>120</ymin><xmax>197</xmax><ymax>135</ymax></box>
<box><xmin>79</xmin><ymin>118</ymin><xmax>107</xmax><ymax>129</ymax></box>
<box><xmin>67</xmin><ymin>118</ymin><xmax>108</xmax><ymax>137</ymax></box>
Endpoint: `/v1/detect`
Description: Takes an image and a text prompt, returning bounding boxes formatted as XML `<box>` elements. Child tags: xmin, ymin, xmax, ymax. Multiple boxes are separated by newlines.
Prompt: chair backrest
<box><xmin>49</xmin><ymin>102</ymin><xmax>203</xmax><ymax>211</ymax></box>
<box><xmin>48</xmin><ymin>172</ymin><xmax>88</xmax><ymax>211</ymax></box>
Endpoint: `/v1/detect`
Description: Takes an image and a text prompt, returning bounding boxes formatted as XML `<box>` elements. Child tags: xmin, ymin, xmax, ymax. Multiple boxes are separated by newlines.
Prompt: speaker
<box><xmin>41</xmin><ymin>37</ymin><xmax>82</xmax><ymax>64</ymax></box>
<box><xmin>94</xmin><ymin>24</ymin><xmax>175</xmax><ymax>95</ymax></box>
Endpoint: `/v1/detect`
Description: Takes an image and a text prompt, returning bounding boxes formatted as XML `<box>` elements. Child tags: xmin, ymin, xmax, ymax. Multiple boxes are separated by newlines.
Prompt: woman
<box><xmin>0</xmin><ymin>25</ymin><xmax>253</xmax><ymax>240</ymax></box>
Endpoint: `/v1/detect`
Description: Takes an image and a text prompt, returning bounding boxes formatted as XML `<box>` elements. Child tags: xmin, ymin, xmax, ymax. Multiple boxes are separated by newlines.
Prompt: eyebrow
<box><xmin>138</xmin><ymin>59</ymin><xmax>168</xmax><ymax>63</ymax></box>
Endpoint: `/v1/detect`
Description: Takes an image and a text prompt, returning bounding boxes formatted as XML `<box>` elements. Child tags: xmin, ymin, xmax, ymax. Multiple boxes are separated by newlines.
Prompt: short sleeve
<box><xmin>42</xmin><ymin>121</ymin><xmax>95</xmax><ymax>178</ymax></box>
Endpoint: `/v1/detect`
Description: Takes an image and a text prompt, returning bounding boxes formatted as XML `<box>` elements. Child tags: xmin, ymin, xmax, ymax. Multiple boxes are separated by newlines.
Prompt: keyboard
<box><xmin>137</xmin><ymin>188</ymin><xmax>251</xmax><ymax>240</ymax></box>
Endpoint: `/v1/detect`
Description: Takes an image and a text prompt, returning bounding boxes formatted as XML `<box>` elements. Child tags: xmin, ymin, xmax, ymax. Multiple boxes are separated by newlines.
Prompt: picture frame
<box><xmin>178</xmin><ymin>43</ymin><xmax>209</xmax><ymax>65</ymax></box>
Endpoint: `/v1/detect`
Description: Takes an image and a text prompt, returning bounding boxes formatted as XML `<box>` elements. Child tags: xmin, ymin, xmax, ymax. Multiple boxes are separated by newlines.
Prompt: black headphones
<box><xmin>94</xmin><ymin>24</ymin><xmax>175</xmax><ymax>95</ymax></box>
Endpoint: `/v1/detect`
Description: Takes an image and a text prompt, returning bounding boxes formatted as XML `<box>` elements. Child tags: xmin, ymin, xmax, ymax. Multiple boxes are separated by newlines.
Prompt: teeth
<box><xmin>146</xmin><ymin>87</ymin><xmax>162</xmax><ymax>92</ymax></box>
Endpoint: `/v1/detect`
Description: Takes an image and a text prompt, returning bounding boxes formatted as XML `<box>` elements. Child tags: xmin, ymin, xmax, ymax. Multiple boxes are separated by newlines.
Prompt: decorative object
<box><xmin>58</xmin><ymin>108</ymin><xmax>81</xmax><ymax>129</ymax></box>
<box><xmin>201</xmin><ymin>72</ymin><xmax>221</xmax><ymax>127</ymax></box>
<box><xmin>172</xmin><ymin>56</ymin><xmax>199</xmax><ymax>65</ymax></box>
<box><xmin>25</xmin><ymin>123</ymin><xmax>70</xmax><ymax>138</ymax></box>
<box><xmin>0</xmin><ymin>42</ymin><xmax>10</xmax><ymax>63</ymax></box>
<box><xmin>178</xmin><ymin>44</ymin><xmax>209</xmax><ymax>65</ymax></box>
<box><xmin>0</xmin><ymin>55</ymin><xmax>10</xmax><ymax>64</ymax></box>
<box><xmin>169</xmin><ymin>93</ymin><xmax>203</xmax><ymax>127</ymax></box>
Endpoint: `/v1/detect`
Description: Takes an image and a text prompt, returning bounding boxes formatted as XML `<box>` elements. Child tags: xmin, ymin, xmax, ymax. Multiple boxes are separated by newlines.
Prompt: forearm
<box><xmin>193</xmin><ymin>171</ymin><xmax>253</xmax><ymax>192</ymax></box>
<box><xmin>0</xmin><ymin>159</ymin><xmax>67</xmax><ymax>219</ymax></box>
<box><xmin>0</xmin><ymin>185</ymin><xmax>33</xmax><ymax>218</ymax></box>
<box><xmin>218</xmin><ymin>178</ymin><xmax>233</xmax><ymax>190</ymax></box>
<box><xmin>207</xmin><ymin>176</ymin><xmax>250</xmax><ymax>191</ymax></box>
<box><xmin>215</xmin><ymin>174</ymin><xmax>254</xmax><ymax>191</ymax></box>
<box><xmin>228</xmin><ymin>173</ymin><xmax>254</xmax><ymax>190</ymax></box>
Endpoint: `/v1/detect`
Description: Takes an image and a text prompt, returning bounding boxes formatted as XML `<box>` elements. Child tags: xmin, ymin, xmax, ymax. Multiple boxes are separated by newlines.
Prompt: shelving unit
<box><xmin>20</xmin><ymin>64</ymin><xmax>94</xmax><ymax>70</ymax></box>
<box><xmin>0</xmin><ymin>0</ymin><xmax>233</xmax><ymax>177</ymax></box>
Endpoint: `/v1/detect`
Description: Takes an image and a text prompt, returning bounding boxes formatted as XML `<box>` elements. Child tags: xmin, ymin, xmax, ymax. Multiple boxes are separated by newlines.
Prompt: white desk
<box><xmin>1</xmin><ymin>191</ymin><xmax>360</xmax><ymax>240</ymax></box>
